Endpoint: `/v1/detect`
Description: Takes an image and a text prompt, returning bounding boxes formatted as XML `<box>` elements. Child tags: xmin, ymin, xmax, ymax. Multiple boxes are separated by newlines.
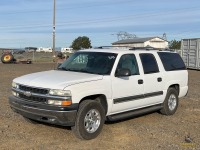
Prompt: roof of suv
<box><xmin>79</xmin><ymin>48</ymin><xmax>176</xmax><ymax>54</ymax></box>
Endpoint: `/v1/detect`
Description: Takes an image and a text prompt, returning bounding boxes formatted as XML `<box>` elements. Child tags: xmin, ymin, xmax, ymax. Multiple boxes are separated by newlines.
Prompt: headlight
<box><xmin>49</xmin><ymin>89</ymin><xmax>71</xmax><ymax>97</ymax></box>
<box><xmin>12</xmin><ymin>82</ymin><xmax>19</xmax><ymax>89</ymax></box>
<box><xmin>12</xmin><ymin>91</ymin><xmax>19</xmax><ymax>97</ymax></box>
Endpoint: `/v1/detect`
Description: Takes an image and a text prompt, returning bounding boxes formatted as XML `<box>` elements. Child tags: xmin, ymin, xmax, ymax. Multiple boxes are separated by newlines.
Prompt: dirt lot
<box><xmin>0</xmin><ymin>63</ymin><xmax>199</xmax><ymax>150</ymax></box>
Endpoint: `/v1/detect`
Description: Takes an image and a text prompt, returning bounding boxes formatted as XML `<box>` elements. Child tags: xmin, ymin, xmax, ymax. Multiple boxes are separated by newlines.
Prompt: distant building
<box><xmin>112</xmin><ymin>37</ymin><xmax>168</xmax><ymax>49</ymax></box>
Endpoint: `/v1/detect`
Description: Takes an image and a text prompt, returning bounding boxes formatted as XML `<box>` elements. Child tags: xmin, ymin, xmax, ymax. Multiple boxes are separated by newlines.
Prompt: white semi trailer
<box><xmin>61</xmin><ymin>47</ymin><xmax>74</xmax><ymax>53</ymax></box>
<box><xmin>36</xmin><ymin>47</ymin><xmax>53</xmax><ymax>53</ymax></box>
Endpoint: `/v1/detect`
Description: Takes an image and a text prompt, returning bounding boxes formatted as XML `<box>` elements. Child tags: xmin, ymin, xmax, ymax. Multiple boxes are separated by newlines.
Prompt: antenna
<box><xmin>111</xmin><ymin>31</ymin><xmax>137</xmax><ymax>40</ymax></box>
<box><xmin>162</xmin><ymin>33</ymin><xmax>167</xmax><ymax>40</ymax></box>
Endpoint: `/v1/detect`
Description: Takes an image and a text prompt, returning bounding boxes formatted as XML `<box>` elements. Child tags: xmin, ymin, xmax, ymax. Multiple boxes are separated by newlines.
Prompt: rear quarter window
<box><xmin>158</xmin><ymin>52</ymin><xmax>186</xmax><ymax>71</ymax></box>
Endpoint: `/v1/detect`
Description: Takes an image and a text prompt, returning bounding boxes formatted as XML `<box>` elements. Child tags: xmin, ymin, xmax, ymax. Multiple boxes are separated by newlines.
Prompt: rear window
<box><xmin>158</xmin><ymin>52</ymin><xmax>186</xmax><ymax>71</ymax></box>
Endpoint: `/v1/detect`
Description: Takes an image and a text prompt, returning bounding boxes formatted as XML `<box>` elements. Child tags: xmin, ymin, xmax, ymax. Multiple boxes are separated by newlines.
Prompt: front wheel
<box><xmin>72</xmin><ymin>100</ymin><xmax>105</xmax><ymax>140</ymax></box>
<box><xmin>160</xmin><ymin>88</ymin><xmax>179</xmax><ymax>115</ymax></box>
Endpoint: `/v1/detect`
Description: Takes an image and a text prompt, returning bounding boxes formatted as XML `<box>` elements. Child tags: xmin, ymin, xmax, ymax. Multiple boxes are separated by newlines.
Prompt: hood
<box><xmin>14</xmin><ymin>70</ymin><xmax>103</xmax><ymax>90</ymax></box>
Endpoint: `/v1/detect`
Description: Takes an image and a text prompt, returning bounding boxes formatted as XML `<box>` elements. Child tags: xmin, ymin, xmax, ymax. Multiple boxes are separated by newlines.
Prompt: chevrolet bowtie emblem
<box><xmin>24</xmin><ymin>91</ymin><xmax>32</xmax><ymax>97</ymax></box>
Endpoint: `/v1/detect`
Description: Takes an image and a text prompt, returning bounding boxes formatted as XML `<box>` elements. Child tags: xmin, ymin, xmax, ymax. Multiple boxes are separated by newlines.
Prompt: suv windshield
<box><xmin>58</xmin><ymin>52</ymin><xmax>117</xmax><ymax>75</ymax></box>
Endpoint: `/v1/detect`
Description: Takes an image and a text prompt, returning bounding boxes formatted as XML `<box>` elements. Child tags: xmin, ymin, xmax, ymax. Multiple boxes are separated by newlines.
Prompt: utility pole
<box><xmin>52</xmin><ymin>0</ymin><xmax>56</xmax><ymax>57</ymax></box>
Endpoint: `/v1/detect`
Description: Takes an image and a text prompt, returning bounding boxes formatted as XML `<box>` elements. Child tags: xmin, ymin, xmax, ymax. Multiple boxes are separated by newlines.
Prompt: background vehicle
<box><xmin>36</xmin><ymin>47</ymin><xmax>53</xmax><ymax>53</ymax></box>
<box><xmin>13</xmin><ymin>49</ymin><xmax>25</xmax><ymax>54</ymax></box>
<box><xmin>25</xmin><ymin>47</ymin><xmax>37</xmax><ymax>52</ymax></box>
<box><xmin>1</xmin><ymin>50</ymin><xmax>31</xmax><ymax>64</ymax></box>
<box><xmin>1</xmin><ymin>51</ymin><xmax>15</xmax><ymax>63</ymax></box>
<box><xmin>61</xmin><ymin>47</ymin><xmax>74</xmax><ymax>53</ymax></box>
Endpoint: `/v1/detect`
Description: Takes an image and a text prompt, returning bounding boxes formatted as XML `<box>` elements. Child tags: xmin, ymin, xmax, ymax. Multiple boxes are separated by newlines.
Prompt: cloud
<box><xmin>0</xmin><ymin>0</ymin><xmax>200</xmax><ymax>47</ymax></box>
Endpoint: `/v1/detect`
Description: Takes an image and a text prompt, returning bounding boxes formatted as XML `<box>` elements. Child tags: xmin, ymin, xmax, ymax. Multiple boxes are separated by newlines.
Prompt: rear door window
<box><xmin>140</xmin><ymin>53</ymin><xmax>159</xmax><ymax>74</ymax></box>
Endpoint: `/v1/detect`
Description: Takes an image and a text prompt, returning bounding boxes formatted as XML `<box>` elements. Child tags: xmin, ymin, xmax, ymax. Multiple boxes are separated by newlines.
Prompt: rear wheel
<box><xmin>72</xmin><ymin>100</ymin><xmax>105</xmax><ymax>140</ymax></box>
<box><xmin>160</xmin><ymin>88</ymin><xmax>179</xmax><ymax>115</ymax></box>
<box><xmin>1</xmin><ymin>53</ymin><xmax>14</xmax><ymax>63</ymax></box>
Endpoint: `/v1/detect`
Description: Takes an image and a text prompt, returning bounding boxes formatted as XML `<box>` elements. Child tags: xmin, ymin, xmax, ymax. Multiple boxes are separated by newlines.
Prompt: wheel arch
<box><xmin>79</xmin><ymin>94</ymin><xmax>108</xmax><ymax>114</ymax></box>
<box><xmin>168</xmin><ymin>84</ymin><xmax>180</xmax><ymax>95</ymax></box>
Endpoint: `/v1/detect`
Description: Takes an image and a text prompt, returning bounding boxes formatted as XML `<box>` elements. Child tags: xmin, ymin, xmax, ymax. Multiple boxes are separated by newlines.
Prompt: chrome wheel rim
<box><xmin>168</xmin><ymin>94</ymin><xmax>177</xmax><ymax>111</ymax></box>
<box><xmin>84</xmin><ymin>109</ymin><xmax>101</xmax><ymax>133</ymax></box>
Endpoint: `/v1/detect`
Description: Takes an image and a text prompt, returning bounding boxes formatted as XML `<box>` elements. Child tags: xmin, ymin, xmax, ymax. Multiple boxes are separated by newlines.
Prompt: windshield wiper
<box><xmin>58</xmin><ymin>68</ymin><xmax>104</xmax><ymax>75</ymax></box>
<box><xmin>57</xmin><ymin>67</ymin><xmax>68</xmax><ymax>71</ymax></box>
<box><xmin>61</xmin><ymin>68</ymin><xmax>81</xmax><ymax>72</ymax></box>
<box><xmin>80</xmin><ymin>69</ymin><xmax>104</xmax><ymax>75</ymax></box>
<box><xmin>58</xmin><ymin>67</ymin><xmax>82</xmax><ymax>72</ymax></box>
<box><xmin>80</xmin><ymin>69</ymin><xmax>92</xmax><ymax>73</ymax></box>
<box><xmin>57</xmin><ymin>67</ymin><xmax>74</xmax><ymax>71</ymax></box>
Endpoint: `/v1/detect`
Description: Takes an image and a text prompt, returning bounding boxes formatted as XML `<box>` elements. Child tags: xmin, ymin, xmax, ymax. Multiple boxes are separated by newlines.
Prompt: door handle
<box><xmin>138</xmin><ymin>79</ymin><xmax>143</xmax><ymax>84</ymax></box>
<box><xmin>157</xmin><ymin>77</ymin><xmax>162</xmax><ymax>82</ymax></box>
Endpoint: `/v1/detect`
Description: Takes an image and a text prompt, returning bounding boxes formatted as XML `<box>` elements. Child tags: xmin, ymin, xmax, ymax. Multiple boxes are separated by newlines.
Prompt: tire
<box><xmin>27</xmin><ymin>59</ymin><xmax>32</xmax><ymax>64</ymax></box>
<box><xmin>72</xmin><ymin>100</ymin><xmax>105</xmax><ymax>140</ymax></box>
<box><xmin>1</xmin><ymin>53</ymin><xmax>14</xmax><ymax>63</ymax></box>
<box><xmin>160</xmin><ymin>88</ymin><xmax>179</xmax><ymax>115</ymax></box>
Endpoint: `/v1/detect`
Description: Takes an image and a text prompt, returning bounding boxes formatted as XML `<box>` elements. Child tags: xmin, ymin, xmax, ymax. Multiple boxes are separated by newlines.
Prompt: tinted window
<box><xmin>116</xmin><ymin>54</ymin><xmax>139</xmax><ymax>75</ymax></box>
<box><xmin>158</xmin><ymin>52</ymin><xmax>186</xmax><ymax>71</ymax></box>
<box><xmin>140</xmin><ymin>54</ymin><xmax>159</xmax><ymax>74</ymax></box>
<box><xmin>59</xmin><ymin>52</ymin><xmax>117</xmax><ymax>75</ymax></box>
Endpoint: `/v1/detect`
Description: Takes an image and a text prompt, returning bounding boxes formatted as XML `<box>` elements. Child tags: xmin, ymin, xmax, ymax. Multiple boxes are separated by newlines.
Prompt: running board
<box><xmin>107</xmin><ymin>104</ymin><xmax>163</xmax><ymax>121</ymax></box>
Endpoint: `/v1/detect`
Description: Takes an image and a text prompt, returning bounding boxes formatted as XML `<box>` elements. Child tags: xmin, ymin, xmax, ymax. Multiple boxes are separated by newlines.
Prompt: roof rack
<box><xmin>129</xmin><ymin>47</ymin><xmax>157</xmax><ymax>50</ymax></box>
<box><xmin>95</xmin><ymin>46</ymin><xmax>131</xmax><ymax>49</ymax></box>
<box><xmin>95</xmin><ymin>46</ymin><xmax>157</xmax><ymax>50</ymax></box>
<box><xmin>95</xmin><ymin>46</ymin><xmax>171</xmax><ymax>51</ymax></box>
<box><xmin>129</xmin><ymin>48</ymin><xmax>175</xmax><ymax>52</ymax></box>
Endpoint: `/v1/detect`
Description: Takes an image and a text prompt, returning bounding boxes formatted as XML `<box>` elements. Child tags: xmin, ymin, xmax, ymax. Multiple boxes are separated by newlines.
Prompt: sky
<box><xmin>0</xmin><ymin>0</ymin><xmax>200</xmax><ymax>48</ymax></box>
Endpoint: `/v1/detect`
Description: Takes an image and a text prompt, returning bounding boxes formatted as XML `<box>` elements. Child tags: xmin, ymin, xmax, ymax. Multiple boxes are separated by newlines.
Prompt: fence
<box><xmin>0</xmin><ymin>50</ymin><xmax>71</xmax><ymax>63</ymax></box>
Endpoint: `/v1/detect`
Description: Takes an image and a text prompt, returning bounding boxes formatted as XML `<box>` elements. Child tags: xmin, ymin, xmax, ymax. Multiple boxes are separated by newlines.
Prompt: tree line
<box><xmin>169</xmin><ymin>39</ymin><xmax>181</xmax><ymax>50</ymax></box>
<box><xmin>70</xmin><ymin>36</ymin><xmax>181</xmax><ymax>50</ymax></box>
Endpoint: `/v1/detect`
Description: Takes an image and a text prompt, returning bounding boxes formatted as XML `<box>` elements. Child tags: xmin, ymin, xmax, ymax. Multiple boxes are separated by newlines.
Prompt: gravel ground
<box><xmin>0</xmin><ymin>63</ymin><xmax>199</xmax><ymax>150</ymax></box>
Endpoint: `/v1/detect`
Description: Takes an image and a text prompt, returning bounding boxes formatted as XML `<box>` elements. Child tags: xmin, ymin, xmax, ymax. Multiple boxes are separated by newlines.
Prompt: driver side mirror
<box><xmin>115</xmin><ymin>68</ymin><xmax>131</xmax><ymax>77</ymax></box>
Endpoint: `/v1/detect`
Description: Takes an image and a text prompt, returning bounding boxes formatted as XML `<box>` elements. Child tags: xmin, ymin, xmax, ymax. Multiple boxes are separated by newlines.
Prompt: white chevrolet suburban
<box><xmin>9</xmin><ymin>48</ymin><xmax>188</xmax><ymax>140</ymax></box>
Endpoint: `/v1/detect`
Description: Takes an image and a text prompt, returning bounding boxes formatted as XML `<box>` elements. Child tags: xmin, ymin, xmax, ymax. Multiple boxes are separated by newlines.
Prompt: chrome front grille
<box><xmin>17</xmin><ymin>85</ymin><xmax>49</xmax><ymax>103</ymax></box>
<box><xmin>19</xmin><ymin>85</ymin><xmax>48</xmax><ymax>94</ymax></box>
<box><xmin>19</xmin><ymin>93</ymin><xmax>47</xmax><ymax>103</ymax></box>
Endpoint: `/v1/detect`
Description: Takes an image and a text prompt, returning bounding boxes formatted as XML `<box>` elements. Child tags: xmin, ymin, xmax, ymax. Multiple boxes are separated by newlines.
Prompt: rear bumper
<box><xmin>9</xmin><ymin>96</ymin><xmax>77</xmax><ymax>126</ymax></box>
